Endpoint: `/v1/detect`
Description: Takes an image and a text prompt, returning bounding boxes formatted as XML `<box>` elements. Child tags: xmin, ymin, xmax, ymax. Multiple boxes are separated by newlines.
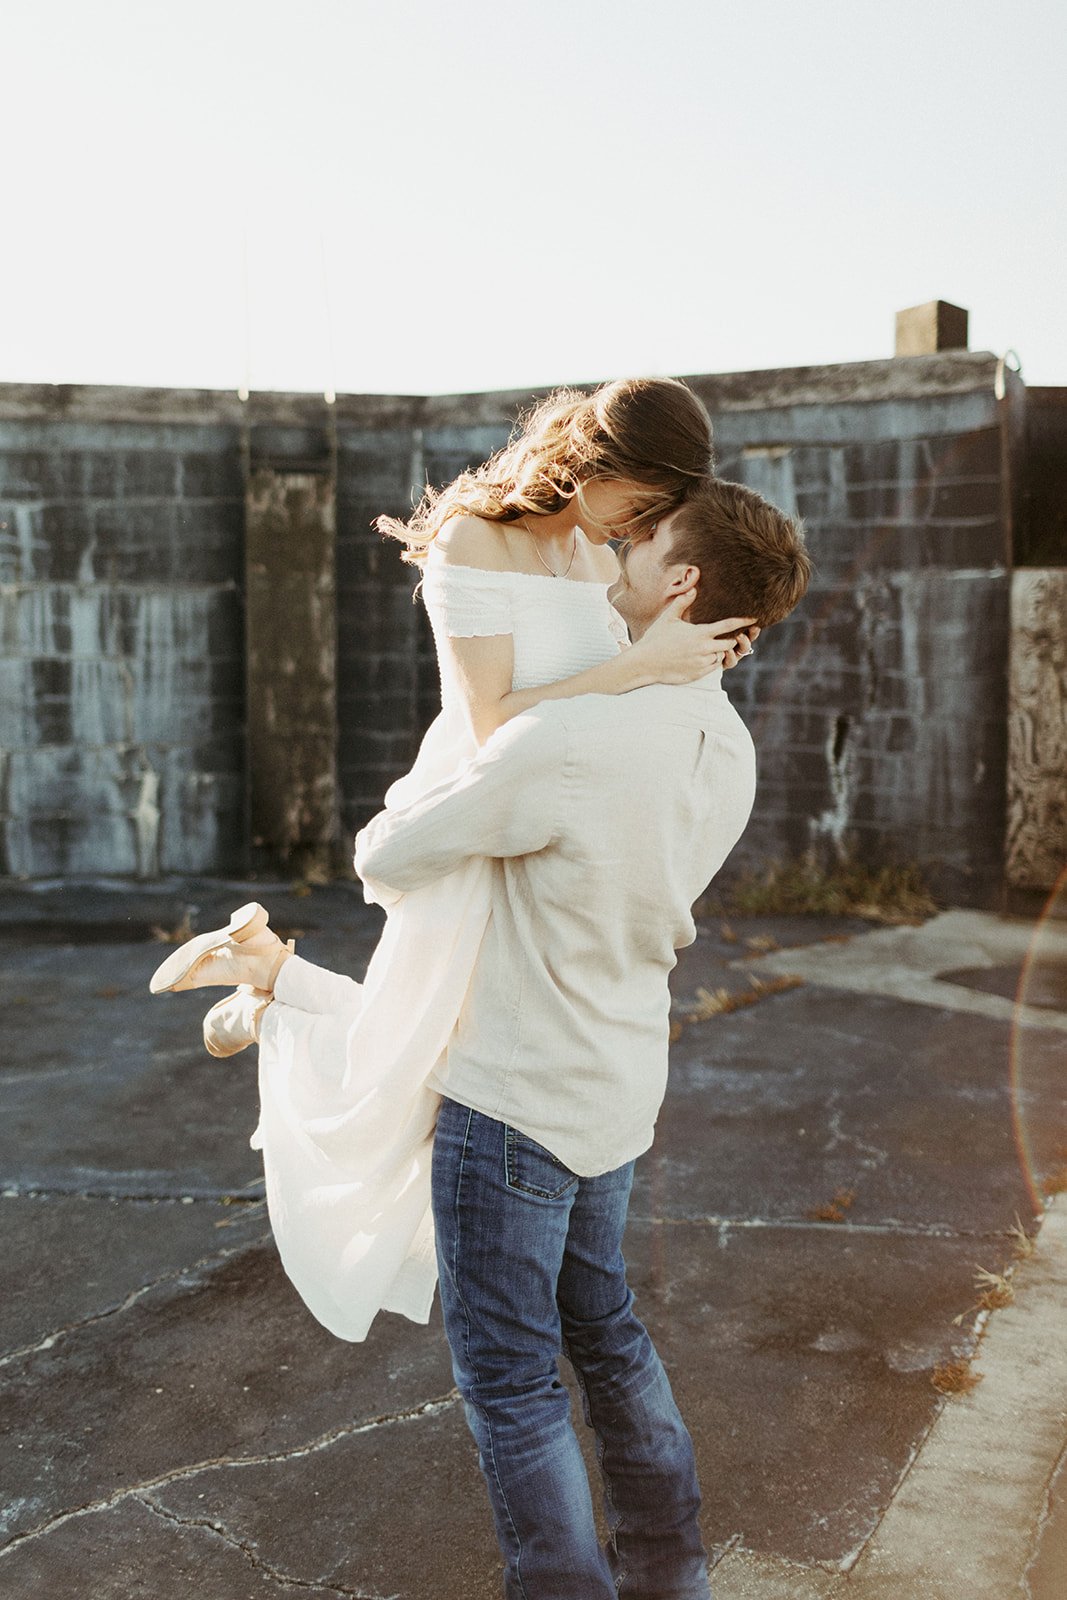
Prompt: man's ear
<box><xmin>665</xmin><ymin>563</ymin><xmax>700</xmax><ymax>603</ymax></box>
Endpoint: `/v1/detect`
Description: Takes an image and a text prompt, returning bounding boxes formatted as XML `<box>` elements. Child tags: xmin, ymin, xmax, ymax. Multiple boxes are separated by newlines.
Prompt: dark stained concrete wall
<box><xmin>0</xmin><ymin>356</ymin><xmax>1026</xmax><ymax>902</ymax></box>
<box><xmin>245</xmin><ymin>469</ymin><xmax>338</xmax><ymax>872</ymax></box>
<box><xmin>700</xmin><ymin>377</ymin><xmax>1013</xmax><ymax>905</ymax></box>
<box><xmin>0</xmin><ymin>411</ymin><xmax>245</xmax><ymax>876</ymax></box>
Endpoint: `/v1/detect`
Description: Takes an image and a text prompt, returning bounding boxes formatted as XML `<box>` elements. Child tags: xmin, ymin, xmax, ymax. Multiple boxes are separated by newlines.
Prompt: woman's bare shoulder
<box><xmin>433</xmin><ymin>514</ymin><xmax>512</xmax><ymax>572</ymax></box>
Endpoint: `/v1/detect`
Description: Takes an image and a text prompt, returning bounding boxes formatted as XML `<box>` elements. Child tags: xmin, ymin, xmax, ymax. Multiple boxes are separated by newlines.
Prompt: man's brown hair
<box><xmin>665</xmin><ymin>476</ymin><xmax>812</xmax><ymax>628</ymax></box>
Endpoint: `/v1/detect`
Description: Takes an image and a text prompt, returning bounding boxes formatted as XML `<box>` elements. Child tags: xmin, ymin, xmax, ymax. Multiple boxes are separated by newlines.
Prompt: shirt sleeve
<box><xmin>419</xmin><ymin>563</ymin><xmax>513</xmax><ymax>638</ymax></box>
<box><xmin>354</xmin><ymin>711</ymin><xmax>566</xmax><ymax>897</ymax></box>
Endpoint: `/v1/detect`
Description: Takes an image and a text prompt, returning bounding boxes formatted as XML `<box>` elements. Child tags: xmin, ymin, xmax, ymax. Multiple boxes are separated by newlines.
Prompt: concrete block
<box><xmin>116</xmin><ymin>449</ymin><xmax>182</xmax><ymax>500</ymax></box>
<box><xmin>177</xmin><ymin>449</ymin><xmax>246</xmax><ymax>500</ymax></box>
<box><xmin>16</xmin><ymin>810</ymin><xmax>140</xmax><ymax>876</ymax></box>
<box><xmin>338</xmin><ymin>688</ymin><xmax>419</xmax><ymax>736</ymax></box>
<box><xmin>248</xmin><ymin>424</ymin><xmax>332</xmax><ymax>471</ymax></box>
<box><xmin>928</xmin><ymin>478</ymin><xmax>1002</xmax><ymax>520</ymax></box>
<box><xmin>36</xmin><ymin>502</ymin><xmax>96</xmax><ymax>581</ymax></box>
<box><xmin>336</xmin><ymin>530</ymin><xmax>411</xmax><ymax>585</ymax></box>
<box><xmin>926</xmin><ymin>427</ymin><xmax>1001</xmax><ymax>481</ymax></box>
<box><xmin>895</xmin><ymin>299</ymin><xmax>969</xmax><ymax>356</ymax></box>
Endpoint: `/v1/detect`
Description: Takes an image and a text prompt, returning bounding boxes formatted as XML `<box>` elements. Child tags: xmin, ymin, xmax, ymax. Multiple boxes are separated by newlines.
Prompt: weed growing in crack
<box><xmin>952</xmin><ymin>1263</ymin><xmax>1016</xmax><ymax>1326</ymax></box>
<box><xmin>150</xmin><ymin>908</ymin><xmax>196</xmax><ymax>945</ymax></box>
<box><xmin>689</xmin><ymin>974</ymin><xmax>804</xmax><ymax>1021</ymax></box>
<box><xmin>1008</xmin><ymin>1214</ymin><xmax>1037</xmax><ymax>1259</ymax></box>
<box><xmin>807</xmin><ymin>1187</ymin><xmax>856</xmax><ymax>1224</ymax></box>
<box><xmin>932</xmin><ymin>1358</ymin><xmax>984</xmax><ymax>1396</ymax></box>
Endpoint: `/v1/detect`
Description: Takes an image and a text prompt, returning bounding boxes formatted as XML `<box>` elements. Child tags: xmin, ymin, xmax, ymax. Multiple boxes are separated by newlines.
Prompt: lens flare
<box><xmin>1009</xmin><ymin>865</ymin><xmax>1067</xmax><ymax>1220</ymax></box>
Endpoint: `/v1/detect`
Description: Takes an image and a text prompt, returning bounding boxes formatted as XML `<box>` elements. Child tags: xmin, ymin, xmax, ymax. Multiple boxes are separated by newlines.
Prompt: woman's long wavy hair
<box><xmin>375</xmin><ymin>376</ymin><xmax>714</xmax><ymax>564</ymax></box>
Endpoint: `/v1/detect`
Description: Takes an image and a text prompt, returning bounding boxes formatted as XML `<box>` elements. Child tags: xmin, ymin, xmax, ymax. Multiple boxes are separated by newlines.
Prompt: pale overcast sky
<box><xmin>1</xmin><ymin>0</ymin><xmax>1063</xmax><ymax>396</ymax></box>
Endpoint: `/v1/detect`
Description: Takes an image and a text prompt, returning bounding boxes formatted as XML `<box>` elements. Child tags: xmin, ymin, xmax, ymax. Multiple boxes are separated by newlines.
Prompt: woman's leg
<box><xmin>557</xmin><ymin>1175</ymin><xmax>711</xmax><ymax>1600</ymax></box>
<box><xmin>431</xmin><ymin>1098</ymin><xmax>617</xmax><ymax>1600</ymax></box>
<box><xmin>272</xmin><ymin>952</ymin><xmax>362</xmax><ymax>1015</ymax></box>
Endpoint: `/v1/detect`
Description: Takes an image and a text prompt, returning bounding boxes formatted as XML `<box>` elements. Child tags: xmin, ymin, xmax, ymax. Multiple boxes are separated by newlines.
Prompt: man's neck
<box><xmin>622</xmin><ymin>609</ymin><xmax>661</xmax><ymax>644</ymax></box>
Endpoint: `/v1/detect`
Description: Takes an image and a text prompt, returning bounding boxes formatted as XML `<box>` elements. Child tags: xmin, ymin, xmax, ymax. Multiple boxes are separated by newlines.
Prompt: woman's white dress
<box><xmin>251</xmin><ymin>558</ymin><xmax>629</xmax><ymax>1342</ymax></box>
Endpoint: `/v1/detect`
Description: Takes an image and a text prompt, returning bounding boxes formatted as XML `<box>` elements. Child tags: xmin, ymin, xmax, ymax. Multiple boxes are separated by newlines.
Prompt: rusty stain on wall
<box><xmin>1007</xmin><ymin>569</ymin><xmax>1067</xmax><ymax>890</ymax></box>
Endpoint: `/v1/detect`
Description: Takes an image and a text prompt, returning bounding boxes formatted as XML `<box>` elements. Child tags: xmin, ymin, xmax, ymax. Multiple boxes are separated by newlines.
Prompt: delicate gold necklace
<box><xmin>522</xmin><ymin>516</ymin><xmax>578</xmax><ymax>578</ymax></box>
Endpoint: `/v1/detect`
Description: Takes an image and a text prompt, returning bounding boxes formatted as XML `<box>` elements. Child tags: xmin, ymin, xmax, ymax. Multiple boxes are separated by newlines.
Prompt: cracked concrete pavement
<box><xmin>1</xmin><ymin>880</ymin><xmax>1066</xmax><ymax>1598</ymax></box>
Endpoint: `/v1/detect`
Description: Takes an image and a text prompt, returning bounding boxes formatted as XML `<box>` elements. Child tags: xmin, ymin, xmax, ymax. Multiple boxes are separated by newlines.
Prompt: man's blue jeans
<box><xmin>431</xmin><ymin>1096</ymin><xmax>712</xmax><ymax>1600</ymax></box>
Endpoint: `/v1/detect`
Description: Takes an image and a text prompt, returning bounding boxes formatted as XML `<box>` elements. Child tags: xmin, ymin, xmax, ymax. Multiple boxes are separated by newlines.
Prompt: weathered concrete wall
<box><xmin>697</xmin><ymin>367</ymin><xmax>1013</xmax><ymax>905</ymax></box>
<box><xmin>245</xmin><ymin>468</ymin><xmax>338</xmax><ymax>871</ymax></box>
<box><xmin>0</xmin><ymin>356</ymin><xmax>1034</xmax><ymax>903</ymax></box>
<box><xmin>334</xmin><ymin>417</ymin><xmax>513</xmax><ymax>838</ymax></box>
<box><xmin>1007</xmin><ymin>569</ymin><xmax>1067</xmax><ymax>890</ymax></box>
<box><xmin>0</xmin><ymin>406</ymin><xmax>244</xmax><ymax>876</ymax></box>
<box><xmin>391</xmin><ymin>357</ymin><xmax>1015</xmax><ymax>904</ymax></box>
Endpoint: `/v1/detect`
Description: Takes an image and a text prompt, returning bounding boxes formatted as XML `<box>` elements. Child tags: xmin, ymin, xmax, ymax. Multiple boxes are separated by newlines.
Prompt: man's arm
<box><xmin>354</xmin><ymin>711</ymin><xmax>566</xmax><ymax>899</ymax></box>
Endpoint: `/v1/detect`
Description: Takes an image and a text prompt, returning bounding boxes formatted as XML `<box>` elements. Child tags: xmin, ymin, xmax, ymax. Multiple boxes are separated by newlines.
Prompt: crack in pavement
<box><xmin>134</xmin><ymin>1494</ymin><xmax>394</xmax><ymax>1599</ymax></box>
<box><xmin>0</xmin><ymin>1225</ymin><xmax>273</xmax><ymax>1369</ymax></box>
<box><xmin>0</xmin><ymin>1390</ymin><xmax>460</xmax><ymax>1559</ymax></box>
<box><xmin>0</xmin><ymin>1184</ymin><xmax>266</xmax><ymax>1203</ymax></box>
<box><xmin>1020</xmin><ymin>1434</ymin><xmax>1067</xmax><ymax>1597</ymax></box>
<box><xmin>628</xmin><ymin>1213</ymin><xmax>1023</xmax><ymax>1238</ymax></box>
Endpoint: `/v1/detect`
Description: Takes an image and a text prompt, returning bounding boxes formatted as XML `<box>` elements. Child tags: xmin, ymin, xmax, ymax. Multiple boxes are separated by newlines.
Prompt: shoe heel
<box><xmin>227</xmin><ymin>903</ymin><xmax>269</xmax><ymax>942</ymax></box>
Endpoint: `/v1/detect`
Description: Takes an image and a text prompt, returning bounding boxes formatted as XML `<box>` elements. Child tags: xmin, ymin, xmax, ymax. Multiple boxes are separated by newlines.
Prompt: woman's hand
<box><xmin>721</xmin><ymin>621</ymin><xmax>760</xmax><ymax>671</ymax></box>
<box><xmin>631</xmin><ymin>595</ymin><xmax>757</xmax><ymax>684</ymax></box>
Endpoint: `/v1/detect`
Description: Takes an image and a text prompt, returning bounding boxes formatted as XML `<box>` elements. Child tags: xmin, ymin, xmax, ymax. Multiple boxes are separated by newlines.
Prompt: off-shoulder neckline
<box><xmin>424</xmin><ymin>561</ymin><xmax>610</xmax><ymax>590</ymax></box>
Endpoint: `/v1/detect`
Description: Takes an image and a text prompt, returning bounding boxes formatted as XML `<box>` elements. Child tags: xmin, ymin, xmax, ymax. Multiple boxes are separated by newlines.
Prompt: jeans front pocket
<box><xmin>504</xmin><ymin>1125</ymin><xmax>580</xmax><ymax>1200</ymax></box>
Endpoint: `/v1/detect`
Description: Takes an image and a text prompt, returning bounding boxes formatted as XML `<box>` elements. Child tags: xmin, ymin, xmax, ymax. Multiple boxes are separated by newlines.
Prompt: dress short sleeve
<box><xmin>420</xmin><ymin>563</ymin><xmax>514</xmax><ymax>638</ymax></box>
<box><xmin>606</xmin><ymin>601</ymin><xmax>631</xmax><ymax>652</ymax></box>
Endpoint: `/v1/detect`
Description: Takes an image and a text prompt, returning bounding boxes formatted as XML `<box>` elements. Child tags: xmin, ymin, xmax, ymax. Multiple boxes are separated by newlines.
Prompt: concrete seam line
<box><xmin>1021</xmin><ymin>1436</ymin><xmax>1067</xmax><ymax>1594</ymax></box>
<box><xmin>841</xmin><ymin>1197</ymin><xmax>1067</xmax><ymax>1597</ymax></box>
<box><xmin>628</xmin><ymin>1215</ymin><xmax>1026</xmax><ymax>1239</ymax></box>
<box><xmin>710</xmin><ymin>1545</ymin><xmax>847</xmax><ymax>1597</ymax></box>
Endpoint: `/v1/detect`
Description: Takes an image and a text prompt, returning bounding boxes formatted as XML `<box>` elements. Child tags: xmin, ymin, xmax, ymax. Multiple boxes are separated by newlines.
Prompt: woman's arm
<box><xmin>446</xmin><ymin>605</ymin><xmax>754</xmax><ymax>745</ymax></box>
<box><xmin>433</xmin><ymin>516</ymin><xmax>753</xmax><ymax>746</ymax></box>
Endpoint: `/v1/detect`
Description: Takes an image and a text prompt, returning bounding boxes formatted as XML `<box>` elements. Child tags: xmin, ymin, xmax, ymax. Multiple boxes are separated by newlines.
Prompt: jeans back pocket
<box><xmin>504</xmin><ymin>1125</ymin><xmax>580</xmax><ymax>1200</ymax></box>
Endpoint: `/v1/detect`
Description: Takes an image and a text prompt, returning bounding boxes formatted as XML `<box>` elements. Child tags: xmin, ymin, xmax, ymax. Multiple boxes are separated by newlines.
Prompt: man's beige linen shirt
<box><xmin>354</xmin><ymin>674</ymin><xmax>756</xmax><ymax>1176</ymax></box>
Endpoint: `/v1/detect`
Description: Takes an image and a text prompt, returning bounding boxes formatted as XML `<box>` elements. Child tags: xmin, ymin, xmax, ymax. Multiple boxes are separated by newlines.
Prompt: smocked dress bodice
<box><xmin>386</xmin><ymin>558</ymin><xmax>628</xmax><ymax>809</ymax></box>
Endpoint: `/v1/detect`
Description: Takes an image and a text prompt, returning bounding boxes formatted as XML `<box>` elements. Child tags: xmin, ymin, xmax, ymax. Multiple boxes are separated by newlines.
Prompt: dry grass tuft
<box><xmin>953</xmin><ymin>1262</ymin><xmax>1018</xmax><ymax>1325</ymax></box>
<box><xmin>973</xmin><ymin>1266</ymin><xmax>1015</xmax><ymax>1311</ymax></box>
<box><xmin>807</xmin><ymin>1187</ymin><xmax>856</xmax><ymax>1224</ymax></box>
<box><xmin>150</xmin><ymin>909</ymin><xmax>195</xmax><ymax>945</ymax></box>
<box><xmin>726</xmin><ymin>853</ymin><xmax>937</xmax><ymax>922</ymax></box>
<box><xmin>1008</xmin><ymin>1214</ymin><xmax>1037</xmax><ymax>1259</ymax></box>
<box><xmin>932</xmin><ymin>1358</ymin><xmax>984</xmax><ymax>1396</ymax></box>
<box><xmin>743</xmin><ymin>934</ymin><xmax>781</xmax><ymax>954</ymax></box>
<box><xmin>719</xmin><ymin>921</ymin><xmax>739</xmax><ymax>944</ymax></box>
<box><xmin>685</xmin><ymin>973</ymin><xmax>804</xmax><ymax>1023</ymax></box>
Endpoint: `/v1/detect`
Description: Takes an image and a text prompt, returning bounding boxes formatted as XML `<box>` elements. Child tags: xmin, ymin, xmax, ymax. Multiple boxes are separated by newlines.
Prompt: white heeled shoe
<box><xmin>203</xmin><ymin>985</ymin><xmax>274</xmax><ymax>1058</ymax></box>
<box><xmin>149</xmin><ymin>903</ymin><xmax>292</xmax><ymax>995</ymax></box>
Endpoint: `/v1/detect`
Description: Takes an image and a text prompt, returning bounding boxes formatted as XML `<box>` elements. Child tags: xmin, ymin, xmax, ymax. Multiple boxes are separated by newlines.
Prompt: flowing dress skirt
<box><xmin>251</xmin><ymin>705</ymin><xmax>486</xmax><ymax>1342</ymax></box>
